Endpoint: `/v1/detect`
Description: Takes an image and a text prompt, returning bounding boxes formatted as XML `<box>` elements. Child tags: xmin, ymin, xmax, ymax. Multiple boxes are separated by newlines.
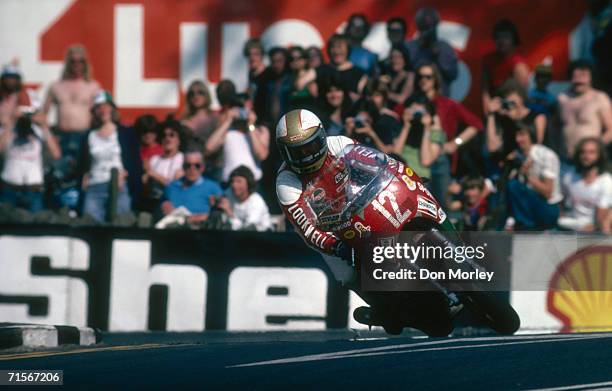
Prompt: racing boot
<box><xmin>353</xmin><ymin>306</ymin><xmax>404</xmax><ymax>335</ymax></box>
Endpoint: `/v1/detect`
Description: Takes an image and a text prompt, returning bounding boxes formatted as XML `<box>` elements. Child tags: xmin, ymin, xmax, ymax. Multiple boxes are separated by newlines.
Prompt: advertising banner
<box><xmin>0</xmin><ymin>0</ymin><xmax>586</xmax><ymax>122</ymax></box>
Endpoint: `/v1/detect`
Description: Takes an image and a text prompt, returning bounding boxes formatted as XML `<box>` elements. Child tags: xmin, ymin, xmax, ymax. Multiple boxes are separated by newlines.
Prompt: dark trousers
<box><xmin>506</xmin><ymin>179</ymin><xmax>559</xmax><ymax>230</ymax></box>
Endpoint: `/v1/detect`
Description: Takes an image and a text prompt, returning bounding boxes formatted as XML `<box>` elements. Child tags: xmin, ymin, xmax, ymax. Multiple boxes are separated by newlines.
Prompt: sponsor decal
<box><xmin>311</xmin><ymin>188</ymin><xmax>326</xmax><ymax>202</ymax></box>
<box><xmin>437</xmin><ymin>207</ymin><xmax>447</xmax><ymax>223</ymax></box>
<box><xmin>343</xmin><ymin>230</ymin><xmax>356</xmax><ymax>240</ymax></box>
<box><xmin>405</xmin><ymin>167</ymin><xmax>414</xmax><ymax>177</ymax></box>
<box><xmin>416</xmin><ymin>195</ymin><xmax>438</xmax><ymax>219</ymax></box>
<box><xmin>417</xmin><ymin>181</ymin><xmax>434</xmax><ymax>198</ymax></box>
<box><xmin>319</xmin><ymin>213</ymin><xmax>342</xmax><ymax>225</ymax></box>
<box><xmin>287</xmin><ymin>204</ymin><xmax>328</xmax><ymax>249</ymax></box>
<box><xmin>335</xmin><ymin>170</ymin><xmax>349</xmax><ymax>184</ymax></box>
<box><xmin>397</xmin><ymin>162</ymin><xmax>405</xmax><ymax>174</ymax></box>
<box><xmin>354</xmin><ymin>222</ymin><xmax>371</xmax><ymax>238</ymax></box>
<box><xmin>547</xmin><ymin>245</ymin><xmax>612</xmax><ymax>332</ymax></box>
<box><xmin>289</xmin><ymin>134</ymin><xmax>305</xmax><ymax>142</ymax></box>
<box><xmin>401</xmin><ymin>175</ymin><xmax>416</xmax><ymax>191</ymax></box>
<box><xmin>329</xmin><ymin>220</ymin><xmax>352</xmax><ymax>231</ymax></box>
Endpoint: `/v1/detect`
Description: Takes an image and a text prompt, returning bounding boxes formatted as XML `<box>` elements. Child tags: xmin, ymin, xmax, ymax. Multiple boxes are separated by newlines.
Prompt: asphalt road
<box><xmin>0</xmin><ymin>332</ymin><xmax>611</xmax><ymax>390</ymax></box>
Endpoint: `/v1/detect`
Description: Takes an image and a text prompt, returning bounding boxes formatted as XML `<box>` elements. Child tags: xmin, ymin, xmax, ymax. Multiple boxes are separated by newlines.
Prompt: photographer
<box><xmin>213</xmin><ymin>165</ymin><xmax>272</xmax><ymax>232</ymax></box>
<box><xmin>389</xmin><ymin>93</ymin><xmax>446</xmax><ymax>181</ymax></box>
<box><xmin>345</xmin><ymin>78</ymin><xmax>401</xmax><ymax>152</ymax></box>
<box><xmin>505</xmin><ymin>122</ymin><xmax>561</xmax><ymax>230</ymax></box>
<box><xmin>0</xmin><ymin>112</ymin><xmax>61</xmax><ymax>212</ymax></box>
<box><xmin>205</xmin><ymin>79</ymin><xmax>269</xmax><ymax>185</ymax></box>
<box><xmin>486</xmin><ymin>79</ymin><xmax>546</xmax><ymax>172</ymax></box>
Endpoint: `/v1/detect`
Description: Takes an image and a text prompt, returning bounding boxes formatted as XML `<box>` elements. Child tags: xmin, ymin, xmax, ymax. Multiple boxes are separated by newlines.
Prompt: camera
<box><xmin>354</xmin><ymin>115</ymin><xmax>367</xmax><ymax>128</ymax></box>
<box><xmin>501</xmin><ymin>99</ymin><xmax>516</xmax><ymax>111</ymax></box>
<box><xmin>15</xmin><ymin>113</ymin><xmax>35</xmax><ymax>140</ymax></box>
<box><xmin>411</xmin><ymin>107</ymin><xmax>425</xmax><ymax>122</ymax></box>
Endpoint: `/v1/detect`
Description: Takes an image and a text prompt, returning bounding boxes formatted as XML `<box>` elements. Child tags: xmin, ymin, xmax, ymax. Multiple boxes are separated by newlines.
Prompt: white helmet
<box><xmin>276</xmin><ymin>109</ymin><xmax>328</xmax><ymax>174</ymax></box>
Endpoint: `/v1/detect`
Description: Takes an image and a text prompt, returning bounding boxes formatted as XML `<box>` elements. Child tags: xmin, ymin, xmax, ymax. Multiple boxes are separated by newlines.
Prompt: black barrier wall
<box><xmin>0</xmin><ymin>225</ymin><xmax>349</xmax><ymax>331</ymax></box>
<box><xmin>0</xmin><ymin>225</ymin><xmax>516</xmax><ymax>332</ymax></box>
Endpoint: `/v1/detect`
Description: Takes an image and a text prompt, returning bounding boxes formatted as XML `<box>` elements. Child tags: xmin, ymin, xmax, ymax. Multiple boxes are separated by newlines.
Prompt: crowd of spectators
<box><xmin>0</xmin><ymin>5</ymin><xmax>611</xmax><ymax>233</ymax></box>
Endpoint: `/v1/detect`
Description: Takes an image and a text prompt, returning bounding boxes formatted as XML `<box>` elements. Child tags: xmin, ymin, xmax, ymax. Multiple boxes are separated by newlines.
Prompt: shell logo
<box><xmin>546</xmin><ymin>245</ymin><xmax>612</xmax><ymax>333</ymax></box>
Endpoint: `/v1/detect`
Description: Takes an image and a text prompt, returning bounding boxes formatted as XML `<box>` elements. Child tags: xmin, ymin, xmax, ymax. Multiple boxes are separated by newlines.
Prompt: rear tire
<box><xmin>461</xmin><ymin>290</ymin><xmax>520</xmax><ymax>334</ymax></box>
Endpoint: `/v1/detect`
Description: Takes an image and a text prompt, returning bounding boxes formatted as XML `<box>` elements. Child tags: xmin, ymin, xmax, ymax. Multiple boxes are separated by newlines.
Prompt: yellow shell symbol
<box><xmin>547</xmin><ymin>246</ymin><xmax>612</xmax><ymax>332</ymax></box>
<box><xmin>405</xmin><ymin>167</ymin><xmax>414</xmax><ymax>177</ymax></box>
<box><xmin>343</xmin><ymin>230</ymin><xmax>356</xmax><ymax>240</ymax></box>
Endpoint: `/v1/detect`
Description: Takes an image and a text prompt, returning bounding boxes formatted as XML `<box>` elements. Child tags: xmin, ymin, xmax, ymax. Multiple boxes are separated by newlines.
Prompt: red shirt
<box><xmin>433</xmin><ymin>95</ymin><xmax>483</xmax><ymax>140</ymax></box>
<box><xmin>140</xmin><ymin>143</ymin><xmax>164</xmax><ymax>163</ymax></box>
<box><xmin>482</xmin><ymin>51</ymin><xmax>527</xmax><ymax>93</ymax></box>
<box><xmin>433</xmin><ymin>95</ymin><xmax>483</xmax><ymax>173</ymax></box>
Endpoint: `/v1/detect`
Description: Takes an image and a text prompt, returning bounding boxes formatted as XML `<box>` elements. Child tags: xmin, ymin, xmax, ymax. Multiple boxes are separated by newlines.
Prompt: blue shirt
<box><xmin>164</xmin><ymin>176</ymin><xmax>222</xmax><ymax>214</ymax></box>
<box><xmin>349</xmin><ymin>45</ymin><xmax>378</xmax><ymax>75</ymax></box>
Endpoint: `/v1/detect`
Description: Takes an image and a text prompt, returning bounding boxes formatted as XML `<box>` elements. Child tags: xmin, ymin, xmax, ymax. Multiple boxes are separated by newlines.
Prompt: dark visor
<box><xmin>287</xmin><ymin>135</ymin><xmax>325</xmax><ymax>164</ymax></box>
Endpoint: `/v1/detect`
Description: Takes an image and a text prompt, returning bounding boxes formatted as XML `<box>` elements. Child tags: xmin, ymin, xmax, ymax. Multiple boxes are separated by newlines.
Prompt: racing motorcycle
<box><xmin>302</xmin><ymin>144</ymin><xmax>520</xmax><ymax>336</ymax></box>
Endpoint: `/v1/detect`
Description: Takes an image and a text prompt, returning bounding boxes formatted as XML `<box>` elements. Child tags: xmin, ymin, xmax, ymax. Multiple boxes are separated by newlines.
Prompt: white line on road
<box><xmin>228</xmin><ymin>334</ymin><xmax>611</xmax><ymax>368</ymax></box>
<box><xmin>522</xmin><ymin>380</ymin><xmax>612</xmax><ymax>391</ymax></box>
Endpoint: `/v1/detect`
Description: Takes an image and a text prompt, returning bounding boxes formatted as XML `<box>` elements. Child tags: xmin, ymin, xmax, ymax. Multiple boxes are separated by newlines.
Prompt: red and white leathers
<box><xmin>276</xmin><ymin>135</ymin><xmax>355</xmax><ymax>282</ymax></box>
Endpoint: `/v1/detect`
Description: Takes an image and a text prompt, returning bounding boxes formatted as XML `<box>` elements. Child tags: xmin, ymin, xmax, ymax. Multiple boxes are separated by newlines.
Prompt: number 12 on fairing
<box><xmin>371</xmin><ymin>190</ymin><xmax>410</xmax><ymax>228</ymax></box>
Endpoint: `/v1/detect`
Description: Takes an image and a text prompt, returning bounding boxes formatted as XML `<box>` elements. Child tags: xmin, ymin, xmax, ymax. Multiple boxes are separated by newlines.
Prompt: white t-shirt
<box><xmin>222</xmin><ymin>130</ymin><xmax>262</xmax><ymax>182</ymax></box>
<box><xmin>527</xmin><ymin>144</ymin><xmax>563</xmax><ymax>204</ymax></box>
<box><xmin>88</xmin><ymin>130</ymin><xmax>124</xmax><ymax>185</ymax></box>
<box><xmin>562</xmin><ymin>172</ymin><xmax>612</xmax><ymax>226</ymax></box>
<box><xmin>1</xmin><ymin>125</ymin><xmax>45</xmax><ymax>185</ymax></box>
<box><xmin>225</xmin><ymin>189</ymin><xmax>272</xmax><ymax>231</ymax></box>
<box><xmin>150</xmin><ymin>152</ymin><xmax>184</xmax><ymax>182</ymax></box>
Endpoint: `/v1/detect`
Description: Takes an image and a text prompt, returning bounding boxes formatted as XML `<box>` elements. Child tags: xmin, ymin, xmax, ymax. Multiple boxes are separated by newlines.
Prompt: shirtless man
<box><xmin>42</xmin><ymin>45</ymin><xmax>100</xmax><ymax>207</ymax></box>
<box><xmin>558</xmin><ymin>60</ymin><xmax>612</xmax><ymax>159</ymax></box>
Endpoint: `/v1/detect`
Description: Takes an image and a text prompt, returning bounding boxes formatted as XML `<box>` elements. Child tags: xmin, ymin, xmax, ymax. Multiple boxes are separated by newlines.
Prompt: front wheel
<box><xmin>460</xmin><ymin>290</ymin><xmax>520</xmax><ymax>335</ymax></box>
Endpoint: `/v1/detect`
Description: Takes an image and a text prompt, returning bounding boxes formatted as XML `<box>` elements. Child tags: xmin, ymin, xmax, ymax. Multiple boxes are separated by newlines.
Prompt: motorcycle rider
<box><xmin>276</xmin><ymin>109</ymin><xmax>355</xmax><ymax>281</ymax></box>
<box><xmin>275</xmin><ymin>108</ymin><xmax>456</xmax><ymax>335</ymax></box>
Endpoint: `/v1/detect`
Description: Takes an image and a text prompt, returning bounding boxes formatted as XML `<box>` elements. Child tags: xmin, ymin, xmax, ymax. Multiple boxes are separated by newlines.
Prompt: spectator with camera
<box><xmin>403</xmin><ymin>62</ymin><xmax>482</xmax><ymax>203</ymax></box>
<box><xmin>0</xmin><ymin>112</ymin><xmax>61</xmax><ymax>212</ymax></box>
<box><xmin>0</xmin><ymin>64</ymin><xmax>32</xmax><ymax>130</ymax></box>
<box><xmin>205</xmin><ymin>79</ymin><xmax>269</xmax><ymax>185</ymax></box>
<box><xmin>160</xmin><ymin>150</ymin><xmax>222</xmax><ymax>226</ymax></box>
<box><xmin>558</xmin><ymin>137</ymin><xmax>612</xmax><ymax>233</ymax></box>
<box><xmin>345</xmin><ymin>13</ymin><xmax>379</xmax><ymax>76</ymax></box>
<box><xmin>405</xmin><ymin>7</ymin><xmax>458</xmax><ymax>96</ymax></box>
<box><xmin>214</xmin><ymin>165</ymin><xmax>271</xmax><ymax>231</ymax></box>
<box><xmin>389</xmin><ymin>94</ymin><xmax>446</xmax><ymax>182</ymax></box>
<box><xmin>557</xmin><ymin>60</ymin><xmax>612</xmax><ymax>162</ymax></box>
<box><xmin>76</xmin><ymin>91</ymin><xmax>142</xmax><ymax>223</ymax></box>
<box><xmin>486</xmin><ymin>79</ymin><xmax>547</xmax><ymax>170</ymax></box>
<box><xmin>482</xmin><ymin>19</ymin><xmax>530</xmax><ymax>114</ymax></box>
<box><xmin>345</xmin><ymin>79</ymin><xmax>401</xmax><ymax>152</ymax></box>
<box><xmin>505</xmin><ymin>122</ymin><xmax>562</xmax><ymax>230</ymax></box>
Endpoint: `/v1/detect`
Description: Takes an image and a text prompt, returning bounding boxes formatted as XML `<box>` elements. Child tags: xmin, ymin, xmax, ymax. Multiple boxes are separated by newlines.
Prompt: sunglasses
<box><xmin>183</xmin><ymin>162</ymin><xmax>202</xmax><ymax>169</ymax></box>
<box><xmin>417</xmin><ymin>74</ymin><xmax>434</xmax><ymax>80</ymax></box>
<box><xmin>188</xmin><ymin>89</ymin><xmax>206</xmax><ymax>97</ymax></box>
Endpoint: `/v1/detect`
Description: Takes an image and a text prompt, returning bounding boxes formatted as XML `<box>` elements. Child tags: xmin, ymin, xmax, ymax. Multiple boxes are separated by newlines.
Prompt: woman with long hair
<box><xmin>77</xmin><ymin>91</ymin><xmax>142</xmax><ymax>222</ymax></box>
<box><xmin>181</xmin><ymin>80</ymin><xmax>218</xmax><ymax>151</ymax></box>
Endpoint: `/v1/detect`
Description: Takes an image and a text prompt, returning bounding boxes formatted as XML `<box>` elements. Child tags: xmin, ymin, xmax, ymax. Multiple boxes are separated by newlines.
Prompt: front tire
<box><xmin>461</xmin><ymin>290</ymin><xmax>520</xmax><ymax>334</ymax></box>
